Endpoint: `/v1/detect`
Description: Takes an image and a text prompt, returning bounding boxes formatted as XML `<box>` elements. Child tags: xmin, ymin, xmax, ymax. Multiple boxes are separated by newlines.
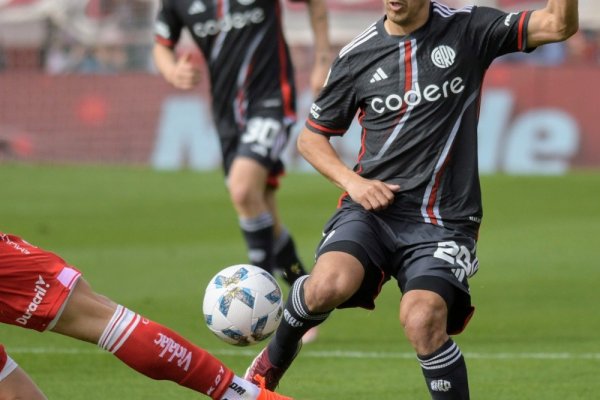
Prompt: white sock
<box><xmin>219</xmin><ymin>375</ymin><xmax>261</xmax><ymax>400</ymax></box>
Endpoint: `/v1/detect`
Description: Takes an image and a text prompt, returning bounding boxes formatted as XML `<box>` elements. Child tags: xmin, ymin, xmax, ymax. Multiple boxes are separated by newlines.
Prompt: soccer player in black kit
<box><xmin>245</xmin><ymin>0</ymin><xmax>579</xmax><ymax>398</ymax></box>
<box><xmin>152</xmin><ymin>0</ymin><xmax>330</xmax><ymax>342</ymax></box>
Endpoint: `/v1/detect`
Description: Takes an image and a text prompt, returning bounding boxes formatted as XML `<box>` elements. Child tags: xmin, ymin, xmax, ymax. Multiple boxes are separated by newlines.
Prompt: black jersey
<box><xmin>155</xmin><ymin>0</ymin><xmax>301</xmax><ymax>136</ymax></box>
<box><xmin>306</xmin><ymin>1</ymin><xmax>533</xmax><ymax>227</ymax></box>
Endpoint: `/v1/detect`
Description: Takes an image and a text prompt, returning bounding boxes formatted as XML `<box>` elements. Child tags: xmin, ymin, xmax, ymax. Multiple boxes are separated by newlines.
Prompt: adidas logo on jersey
<box><xmin>370</xmin><ymin>67</ymin><xmax>389</xmax><ymax>83</ymax></box>
<box><xmin>188</xmin><ymin>0</ymin><xmax>206</xmax><ymax>15</ymax></box>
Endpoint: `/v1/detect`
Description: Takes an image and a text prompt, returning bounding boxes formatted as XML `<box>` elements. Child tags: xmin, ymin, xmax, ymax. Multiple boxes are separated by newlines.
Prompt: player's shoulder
<box><xmin>430</xmin><ymin>1</ymin><xmax>476</xmax><ymax>23</ymax></box>
<box><xmin>337</xmin><ymin>19</ymin><xmax>382</xmax><ymax>61</ymax></box>
<box><xmin>432</xmin><ymin>1</ymin><xmax>512</xmax><ymax>25</ymax></box>
<box><xmin>430</xmin><ymin>1</ymin><xmax>510</xmax><ymax>37</ymax></box>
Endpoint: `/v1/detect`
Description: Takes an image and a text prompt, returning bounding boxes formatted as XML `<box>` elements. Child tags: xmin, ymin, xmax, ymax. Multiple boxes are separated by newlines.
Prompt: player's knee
<box><xmin>400</xmin><ymin>291</ymin><xmax>448</xmax><ymax>349</ymax></box>
<box><xmin>229</xmin><ymin>184</ymin><xmax>261</xmax><ymax>212</ymax></box>
<box><xmin>303</xmin><ymin>276</ymin><xmax>352</xmax><ymax>312</ymax></box>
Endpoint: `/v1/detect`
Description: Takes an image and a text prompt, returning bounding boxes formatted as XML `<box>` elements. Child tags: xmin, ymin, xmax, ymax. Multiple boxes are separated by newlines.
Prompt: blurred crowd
<box><xmin>0</xmin><ymin>0</ymin><xmax>156</xmax><ymax>73</ymax></box>
<box><xmin>0</xmin><ymin>0</ymin><xmax>599</xmax><ymax>73</ymax></box>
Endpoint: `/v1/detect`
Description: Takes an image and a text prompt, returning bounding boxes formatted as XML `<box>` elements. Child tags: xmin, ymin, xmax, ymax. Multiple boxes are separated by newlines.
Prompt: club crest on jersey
<box><xmin>431</xmin><ymin>45</ymin><xmax>456</xmax><ymax>69</ymax></box>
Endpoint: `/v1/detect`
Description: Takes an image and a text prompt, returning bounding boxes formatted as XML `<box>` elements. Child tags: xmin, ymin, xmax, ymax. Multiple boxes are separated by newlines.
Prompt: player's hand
<box><xmin>345</xmin><ymin>176</ymin><xmax>400</xmax><ymax>211</ymax></box>
<box><xmin>168</xmin><ymin>53</ymin><xmax>200</xmax><ymax>90</ymax></box>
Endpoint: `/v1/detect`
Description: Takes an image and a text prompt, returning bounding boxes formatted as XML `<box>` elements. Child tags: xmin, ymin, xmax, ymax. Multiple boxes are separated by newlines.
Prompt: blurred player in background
<box><xmin>152</xmin><ymin>0</ymin><xmax>330</xmax><ymax>346</ymax></box>
<box><xmin>0</xmin><ymin>232</ymin><xmax>292</xmax><ymax>400</ymax></box>
<box><xmin>244</xmin><ymin>0</ymin><xmax>579</xmax><ymax>398</ymax></box>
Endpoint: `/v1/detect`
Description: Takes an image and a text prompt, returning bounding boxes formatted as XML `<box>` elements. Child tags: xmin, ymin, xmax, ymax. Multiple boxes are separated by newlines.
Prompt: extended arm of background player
<box><xmin>152</xmin><ymin>44</ymin><xmax>201</xmax><ymax>91</ymax></box>
<box><xmin>305</xmin><ymin>0</ymin><xmax>332</xmax><ymax>96</ymax></box>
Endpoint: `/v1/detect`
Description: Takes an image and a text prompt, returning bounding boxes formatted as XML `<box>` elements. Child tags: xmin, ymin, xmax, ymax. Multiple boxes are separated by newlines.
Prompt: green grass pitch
<box><xmin>0</xmin><ymin>164</ymin><xmax>599</xmax><ymax>399</ymax></box>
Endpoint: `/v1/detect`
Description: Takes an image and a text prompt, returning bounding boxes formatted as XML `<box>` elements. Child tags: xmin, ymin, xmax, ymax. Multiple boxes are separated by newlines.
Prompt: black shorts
<box><xmin>217</xmin><ymin>113</ymin><xmax>291</xmax><ymax>188</ymax></box>
<box><xmin>315</xmin><ymin>203</ymin><xmax>478</xmax><ymax>335</ymax></box>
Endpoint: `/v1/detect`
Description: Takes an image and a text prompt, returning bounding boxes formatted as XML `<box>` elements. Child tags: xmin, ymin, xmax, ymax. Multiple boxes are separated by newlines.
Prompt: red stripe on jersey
<box><xmin>426</xmin><ymin>180</ymin><xmax>441</xmax><ymax>224</ymax></box>
<box><xmin>155</xmin><ymin>35</ymin><xmax>174</xmax><ymax>48</ymax></box>
<box><xmin>217</xmin><ymin>0</ymin><xmax>224</xmax><ymax>19</ymax></box>
<box><xmin>425</xmin><ymin>150</ymin><xmax>452</xmax><ymax>225</ymax></box>
<box><xmin>355</xmin><ymin>110</ymin><xmax>368</xmax><ymax>175</ymax></box>
<box><xmin>275</xmin><ymin>2</ymin><xmax>295</xmax><ymax>120</ymax></box>
<box><xmin>386</xmin><ymin>41</ymin><xmax>414</xmax><ymax>136</ymax></box>
<box><xmin>306</xmin><ymin>119</ymin><xmax>346</xmax><ymax>135</ymax></box>
<box><xmin>402</xmin><ymin>41</ymin><xmax>413</xmax><ymax>111</ymax></box>
<box><xmin>236</xmin><ymin>61</ymin><xmax>253</xmax><ymax>124</ymax></box>
<box><xmin>517</xmin><ymin>12</ymin><xmax>527</xmax><ymax>51</ymax></box>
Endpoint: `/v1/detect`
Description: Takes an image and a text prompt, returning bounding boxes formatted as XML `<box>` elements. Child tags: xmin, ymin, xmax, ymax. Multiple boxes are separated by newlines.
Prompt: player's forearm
<box><xmin>152</xmin><ymin>43</ymin><xmax>178</xmax><ymax>84</ymax></box>
<box><xmin>297</xmin><ymin>127</ymin><xmax>356</xmax><ymax>192</ymax></box>
<box><xmin>528</xmin><ymin>0</ymin><xmax>578</xmax><ymax>46</ymax></box>
<box><xmin>544</xmin><ymin>0</ymin><xmax>578</xmax><ymax>37</ymax></box>
<box><xmin>306</xmin><ymin>0</ymin><xmax>331</xmax><ymax>66</ymax></box>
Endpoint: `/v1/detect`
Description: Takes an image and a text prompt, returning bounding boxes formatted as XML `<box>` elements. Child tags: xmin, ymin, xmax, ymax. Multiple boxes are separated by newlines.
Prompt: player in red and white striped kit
<box><xmin>0</xmin><ymin>232</ymin><xmax>291</xmax><ymax>400</ymax></box>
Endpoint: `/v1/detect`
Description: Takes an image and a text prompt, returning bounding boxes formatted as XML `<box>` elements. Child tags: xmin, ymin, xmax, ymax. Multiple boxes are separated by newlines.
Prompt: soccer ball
<box><xmin>202</xmin><ymin>264</ymin><xmax>284</xmax><ymax>346</ymax></box>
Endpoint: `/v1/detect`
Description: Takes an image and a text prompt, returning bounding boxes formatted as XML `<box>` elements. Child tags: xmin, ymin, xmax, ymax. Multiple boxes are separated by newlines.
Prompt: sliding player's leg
<box><xmin>0</xmin><ymin>233</ymin><xmax>292</xmax><ymax>399</ymax></box>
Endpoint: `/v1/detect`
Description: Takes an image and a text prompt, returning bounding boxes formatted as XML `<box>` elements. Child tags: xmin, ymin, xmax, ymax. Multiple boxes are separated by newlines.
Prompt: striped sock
<box><xmin>98</xmin><ymin>305</ymin><xmax>234</xmax><ymax>399</ymax></box>
<box><xmin>418</xmin><ymin>338</ymin><xmax>470</xmax><ymax>399</ymax></box>
<box><xmin>268</xmin><ymin>276</ymin><xmax>330</xmax><ymax>366</ymax></box>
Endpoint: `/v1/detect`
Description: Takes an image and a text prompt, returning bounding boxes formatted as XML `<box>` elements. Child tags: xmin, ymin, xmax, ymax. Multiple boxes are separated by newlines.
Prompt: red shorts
<box><xmin>0</xmin><ymin>233</ymin><xmax>81</xmax><ymax>332</ymax></box>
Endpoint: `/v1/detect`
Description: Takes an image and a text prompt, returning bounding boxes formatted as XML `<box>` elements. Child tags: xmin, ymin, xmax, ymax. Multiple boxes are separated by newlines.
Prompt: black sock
<box><xmin>239</xmin><ymin>213</ymin><xmax>275</xmax><ymax>273</ymax></box>
<box><xmin>268</xmin><ymin>276</ymin><xmax>330</xmax><ymax>366</ymax></box>
<box><xmin>418</xmin><ymin>339</ymin><xmax>470</xmax><ymax>399</ymax></box>
<box><xmin>274</xmin><ymin>228</ymin><xmax>307</xmax><ymax>286</ymax></box>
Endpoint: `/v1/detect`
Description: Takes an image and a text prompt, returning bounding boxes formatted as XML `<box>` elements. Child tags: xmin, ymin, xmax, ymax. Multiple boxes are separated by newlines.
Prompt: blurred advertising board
<box><xmin>0</xmin><ymin>63</ymin><xmax>597</xmax><ymax>174</ymax></box>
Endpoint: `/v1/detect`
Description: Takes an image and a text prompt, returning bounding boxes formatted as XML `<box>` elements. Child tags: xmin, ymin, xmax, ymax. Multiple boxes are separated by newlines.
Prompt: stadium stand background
<box><xmin>0</xmin><ymin>0</ymin><xmax>598</xmax><ymax>172</ymax></box>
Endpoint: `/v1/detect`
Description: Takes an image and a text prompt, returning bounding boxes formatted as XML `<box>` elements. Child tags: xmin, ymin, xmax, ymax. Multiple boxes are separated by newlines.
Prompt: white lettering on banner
<box><xmin>151</xmin><ymin>90</ymin><xmax>581</xmax><ymax>175</ymax></box>
<box><xmin>503</xmin><ymin>109</ymin><xmax>579</xmax><ymax>174</ymax></box>
<box><xmin>478</xmin><ymin>89</ymin><xmax>580</xmax><ymax>174</ymax></box>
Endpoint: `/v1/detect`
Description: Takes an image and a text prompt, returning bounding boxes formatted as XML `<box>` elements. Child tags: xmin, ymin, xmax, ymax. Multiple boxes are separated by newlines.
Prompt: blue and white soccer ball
<box><xmin>202</xmin><ymin>264</ymin><xmax>284</xmax><ymax>346</ymax></box>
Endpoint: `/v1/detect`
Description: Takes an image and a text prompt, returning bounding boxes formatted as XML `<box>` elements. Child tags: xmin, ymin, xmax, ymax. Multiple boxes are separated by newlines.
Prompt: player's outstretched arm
<box><xmin>297</xmin><ymin>127</ymin><xmax>399</xmax><ymax>211</ymax></box>
<box><xmin>305</xmin><ymin>0</ymin><xmax>332</xmax><ymax>96</ymax></box>
<box><xmin>527</xmin><ymin>0</ymin><xmax>579</xmax><ymax>47</ymax></box>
